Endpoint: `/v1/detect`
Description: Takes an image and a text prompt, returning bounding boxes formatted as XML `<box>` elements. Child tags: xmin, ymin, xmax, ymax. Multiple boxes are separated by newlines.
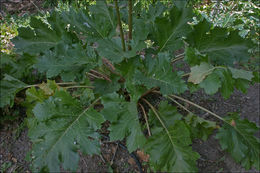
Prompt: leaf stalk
<box><xmin>128</xmin><ymin>0</ymin><xmax>133</xmax><ymax>50</ymax></box>
<box><xmin>115</xmin><ymin>0</ymin><xmax>126</xmax><ymax>52</ymax></box>
<box><xmin>142</xmin><ymin>98</ymin><xmax>175</xmax><ymax>146</ymax></box>
<box><xmin>138</xmin><ymin>103</ymin><xmax>151</xmax><ymax>136</ymax></box>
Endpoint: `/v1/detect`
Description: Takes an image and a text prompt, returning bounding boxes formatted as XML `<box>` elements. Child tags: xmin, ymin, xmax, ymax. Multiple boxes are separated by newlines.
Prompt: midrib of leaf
<box><xmin>104</xmin><ymin>2</ymin><xmax>115</xmax><ymax>29</ymax></box>
<box><xmin>201</xmin><ymin>44</ymin><xmax>247</xmax><ymax>53</ymax></box>
<box><xmin>158</xmin><ymin>28</ymin><xmax>176</xmax><ymax>53</ymax></box>
<box><xmin>232</xmin><ymin>125</ymin><xmax>259</xmax><ymax>158</ymax></box>
<box><xmin>43</xmin><ymin>98</ymin><xmax>100</xmax><ymax>158</ymax></box>
<box><xmin>25</xmin><ymin>41</ymin><xmax>57</xmax><ymax>45</ymax></box>
<box><xmin>158</xmin><ymin>11</ymin><xmax>187</xmax><ymax>53</ymax></box>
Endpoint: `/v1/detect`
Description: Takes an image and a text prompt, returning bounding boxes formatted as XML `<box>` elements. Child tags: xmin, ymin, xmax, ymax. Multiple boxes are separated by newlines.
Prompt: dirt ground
<box><xmin>0</xmin><ymin>84</ymin><xmax>259</xmax><ymax>172</ymax></box>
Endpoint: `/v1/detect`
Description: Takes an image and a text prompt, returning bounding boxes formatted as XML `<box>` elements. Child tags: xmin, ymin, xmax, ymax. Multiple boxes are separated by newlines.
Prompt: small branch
<box><xmin>128</xmin><ymin>0</ymin><xmax>133</xmax><ymax>50</ymax></box>
<box><xmin>138</xmin><ymin>103</ymin><xmax>151</xmax><ymax>136</ymax></box>
<box><xmin>142</xmin><ymin>98</ymin><xmax>175</xmax><ymax>146</ymax></box>
<box><xmin>170</xmin><ymin>94</ymin><xmax>225</xmax><ymax>121</ymax></box>
<box><xmin>115</xmin><ymin>0</ymin><xmax>126</xmax><ymax>52</ymax></box>
<box><xmin>167</xmin><ymin>96</ymin><xmax>193</xmax><ymax>114</ymax></box>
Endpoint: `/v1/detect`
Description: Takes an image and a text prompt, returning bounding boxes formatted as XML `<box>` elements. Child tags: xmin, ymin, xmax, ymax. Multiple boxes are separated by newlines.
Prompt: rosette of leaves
<box><xmin>1</xmin><ymin>0</ymin><xmax>259</xmax><ymax>172</ymax></box>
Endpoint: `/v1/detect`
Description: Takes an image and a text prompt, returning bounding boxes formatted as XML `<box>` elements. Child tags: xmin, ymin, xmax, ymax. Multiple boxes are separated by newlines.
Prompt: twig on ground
<box><xmin>110</xmin><ymin>143</ymin><xmax>119</xmax><ymax>165</ymax></box>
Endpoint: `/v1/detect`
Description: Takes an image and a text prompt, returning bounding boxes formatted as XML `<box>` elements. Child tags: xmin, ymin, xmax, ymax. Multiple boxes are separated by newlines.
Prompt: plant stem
<box><xmin>181</xmin><ymin>73</ymin><xmax>190</xmax><ymax>77</ymax></box>
<box><xmin>167</xmin><ymin>96</ymin><xmax>193</xmax><ymax>114</ymax></box>
<box><xmin>25</xmin><ymin>82</ymin><xmax>77</xmax><ymax>88</ymax></box>
<box><xmin>138</xmin><ymin>103</ymin><xmax>151</xmax><ymax>136</ymax></box>
<box><xmin>171</xmin><ymin>53</ymin><xmax>185</xmax><ymax>63</ymax></box>
<box><xmin>115</xmin><ymin>0</ymin><xmax>126</xmax><ymax>52</ymax></box>
<box><xmin>64</xmin><ymin>86</ymin><xmax>94</xmax><ymax>89</ymax></box>
<box><xmin>142</xmin><ymin>98</ymin><xmax>175</xmax><ymax>146</ymax></box>
<box><xmin>128</xmin><ymin>0</ymin><xmax>133</xmax><ymax>50</ymax></box>
<box><xmin>169</xmin><ymin>94</ymin><xmax>225</xmax><ymax>121</ymax></box>
<box><xmin>140</xmin><ymin>87</ymin><xmax>159</xmax><ymax>98</ymax></box>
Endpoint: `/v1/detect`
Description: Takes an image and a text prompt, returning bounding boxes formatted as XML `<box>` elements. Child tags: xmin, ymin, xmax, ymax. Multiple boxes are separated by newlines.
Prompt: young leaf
<box><xmin>145</xmin><ymin>120</ymin><xmax>200</xmax><ymax>172</ymax></box>
<box><xmin>188</xmin><ymin>62</ymin><xmax>215</xmax><ymax>84</ymax></box>
<box><xmin>36</xmin><ymin>44</ymin><xmax>97</xmax><ymax>81</ymax></box>
<box><xmin>216</xmin><ymin>113</ymin><xmax>260</xmax><ymax>170</ymax></box>
<box><xmin>134</xmin><ymin>52</ymin><xmax>187</xmax><ymax>95</ymax></box>
<box><xmin>228</xmin><ymin>67</ymin><xmax>254</xmax><ymax>81</ymax></box>
<box><xmin>23</xmin><ymin>80</ymin><xmax>59</xmax><ymax>116</ymax></box>
<box><xmin>199</xmin><ymin>72</ymin><xmax>222</xmax><ymax>95</ymax></box>
<box><xmin>0</xmin><ymin>74</ymin><xmax>26</xmax><ymax>108</ymax></box>
<box><xmin>29</xmin><ymin>90</ymin><xmax>104</xmax><ymax>172</ymax></box>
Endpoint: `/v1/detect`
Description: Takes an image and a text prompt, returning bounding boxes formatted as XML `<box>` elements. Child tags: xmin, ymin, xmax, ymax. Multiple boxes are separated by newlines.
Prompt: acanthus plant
<box><xmin>0</xmin><ymin>0</ymin><xmax>259</xmax><ymax>172</ymax></box>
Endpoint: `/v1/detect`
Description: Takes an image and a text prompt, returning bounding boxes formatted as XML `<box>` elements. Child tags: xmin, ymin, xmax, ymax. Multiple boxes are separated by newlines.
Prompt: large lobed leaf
<box><xmin>12</xmin><ymin>12</ymin><xmax>76</xmax><ymax>55</ymax></box>
<box><xmin>62</xmin><ymin>0</ymin><xmax>116</xmax><ymax>40</ymax></box>
<box><xmin>35</xmin><ymin>44</ymin><xmax>98</xmax><ymax>81</ymax></box>
<box><xmin>145</xmin><ymin>101</ymin><xmax>200</xmax><ymax>172</ymax></box>
<box><xmin>101</xmin><ymin>93</ymin><xmax>145</xmax><ymax>152</ymax></box>
<box><xmin>29</xmin><ymin>90</ymin><xmax>104</xmax><ymax>172</ymax></box>
<box><xmin>134</xmin><ymin>52</ymin><xmax>187</xmax><ymax>95</ymax></box>
<box><xmin>188</xmin><ymin>62</ymin><xmax>254</xmax><ymax>98</ymax></box>
<box><xmin>0</xmin><ymin>74</ymin><xmax>26</xmax><ymax>108</ymax></box>
<box><xmin>152</xmin><ymin>0</ymin><xmax>194</xmax><ymax>52</ymax></box>
<box><xmin>186</xmin><ymin>19</ymin><xmax>252</xmax><ymax>65</ymax></box>
<box><xmin>216</xmin><ymin>113</ymin><xmax>260</xmax><ymax>170</ymax></box>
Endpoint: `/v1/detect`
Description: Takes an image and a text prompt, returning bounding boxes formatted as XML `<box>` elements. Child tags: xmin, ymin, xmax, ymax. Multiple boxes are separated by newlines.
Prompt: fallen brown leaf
<box><xmin>136</xmin><ymin>150</ymin><xmax>149</xmax><ymax>162</ymax></box>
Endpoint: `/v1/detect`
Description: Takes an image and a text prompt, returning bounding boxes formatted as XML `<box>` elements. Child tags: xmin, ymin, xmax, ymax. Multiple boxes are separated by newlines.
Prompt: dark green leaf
<box><xmin>184</xmin><ymin>114</ymin><xmax>217</xmax><ymax>141</ymax></box>
<box><xmin>148</xmin><ymin>101</ymin><xmax>182</xmax><ymax>129</ymax></box>
<box><xmin>152</xmin><ymin>0</ymin><xmax>194</xmax><ymax>52</ymax></box>
<box><xmin>0</xmin><ymin>74</ymin><xmax>26</xmax><ymax>108</ymax></box>
<box><xmin>93</xmin><ymin>74</ymin><xmax>121</xmax><ymax>95</ymax></box>
<box><xmin>145</xmin><ymin>120</ymin><xmax>199</xmax><ymax>172</ymax></box>
<box><xmin>216</xmin><ymin>113</ymin><xmax>260</xmax><ymax>170</ymax></box>
<box><xmin>101</xmin><ymin>93</ymin><xmax>145</xmax><ymax>152</ymax></box>
<box><xmin>29</xmin><ymin>90</ymin><xmax>104</xmax><ymax>172</ymax></box>
<box><xmin>13</xmin><ymin>12</ymin><xmax>75</xmax><ymax>55</ymax></box>
<box><xmin>35</xmin><ymin>44</ymin><xmax>97</xmax><ymax>81</ymax></box>
<box><xmin>186</xmin><ymin>19</ymin><xmax>252</xmax><ymax>65</ymax></box>
<box><xmin>134</xmin><ymin>52</ymin><xmax>187</xmax><ymax>95</ymax></box>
